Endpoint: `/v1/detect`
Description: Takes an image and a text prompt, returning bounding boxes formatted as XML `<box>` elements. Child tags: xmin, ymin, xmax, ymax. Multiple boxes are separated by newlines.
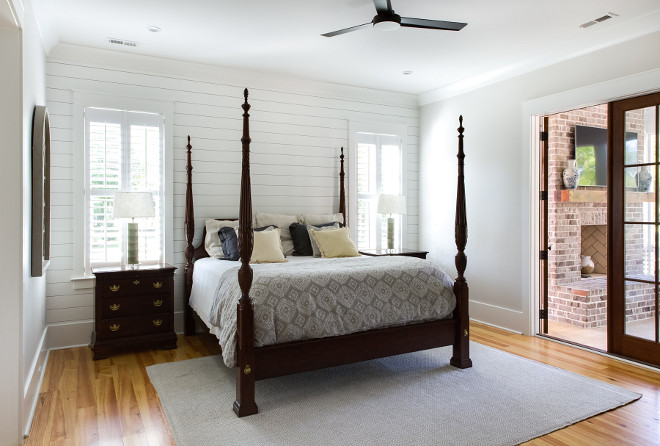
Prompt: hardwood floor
<box><xmin>23</xmin><ymin>323</ymin><xmax>660</xmax><ymax>445</ymax></box>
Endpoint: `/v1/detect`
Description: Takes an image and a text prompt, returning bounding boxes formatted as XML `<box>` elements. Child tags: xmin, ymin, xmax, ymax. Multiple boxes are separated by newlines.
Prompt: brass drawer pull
<box><xmin>133</xmin><ymin>280</ymin><xmax>140</xmax><ymax>285</ymax></box>
<box><xmin>109</xmin><ymin>284</ymin><xmax>120</xmax><ymax>292</ymax></box>
<box><xmin>153</xmin><ymin>299</ymin><xmax>163</xmax><ymax>307</ymax></box>
<box><xmin>109</xmin><ymin>324</ymin><xmax>120</xmax><ymax>332</ymax></box>
<box><xmin>109</xmin><ymin>304</ymin><xmax>120</xmax><ymax>311</ymax></box>
<box><xmin>153</xmin><ymin>319</ymin><xmax>163</xmax><ymax>327</ymax></box>
<box><xmin>153</xmin><ymin>282</ymin><xmax>163</xmax><ymax>289</ymax></box>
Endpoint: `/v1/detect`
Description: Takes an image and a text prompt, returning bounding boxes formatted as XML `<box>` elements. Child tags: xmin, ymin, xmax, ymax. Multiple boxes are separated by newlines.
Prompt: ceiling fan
<box><xmin>322</xmin><ymin>0</ymin><xmax>467</xmax><ymax>37</ymax></box>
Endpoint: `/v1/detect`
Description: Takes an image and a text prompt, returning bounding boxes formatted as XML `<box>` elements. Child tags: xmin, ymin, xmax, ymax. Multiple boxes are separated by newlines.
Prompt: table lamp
<box><xmin>113</xmin><ymin>192</ymin><xmax>155</xmax><ymax>266</ymax></box>
<box><xmin>377</xmin><ymin>194</ymin><xmax>406</xmax><ymax>250</ymax></box>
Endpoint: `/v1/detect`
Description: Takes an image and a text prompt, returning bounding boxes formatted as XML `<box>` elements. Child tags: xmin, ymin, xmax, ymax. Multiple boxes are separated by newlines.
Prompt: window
<box><xmin>354</xmin><ymin>132</ymin><xmax>405</xmax><ymax>250</ymax></box>
<box><xmin>85</xmin><ymin>107</ymin><xmax>165</xmax><ymax>268</ymax></box>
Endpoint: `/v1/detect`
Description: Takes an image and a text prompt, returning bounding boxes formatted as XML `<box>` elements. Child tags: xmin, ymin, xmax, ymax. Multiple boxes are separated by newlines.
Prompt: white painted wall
<box><xmin>0</xmin><ymin>0</ymin><xmax>50</xmax><ymax>441</ymax></box>
<box><xmin>0</xmin><ymin>22</ymin><xmax>24</xmax><ymax>446</ymax></box>
<box><xmin>419</xmin><ymin>30</ymin><xmax>660</xmax><ymax>334</ymax></box>
<box><xmin>21</xmin><ymin>0</ymin><xmax>48</xmax><ymax>436</ymax></box>
<box><xmin>45</xmin><ymin>44</ymin><xmax>420</xmax><ymax>347</ymax></box>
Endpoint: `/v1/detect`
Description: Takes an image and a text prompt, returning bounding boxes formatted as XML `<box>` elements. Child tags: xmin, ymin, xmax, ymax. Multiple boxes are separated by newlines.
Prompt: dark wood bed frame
<box><xmin>184</xmin><ymin>89</ymin><xmax>471</xmax><ymax>417</ymax></box>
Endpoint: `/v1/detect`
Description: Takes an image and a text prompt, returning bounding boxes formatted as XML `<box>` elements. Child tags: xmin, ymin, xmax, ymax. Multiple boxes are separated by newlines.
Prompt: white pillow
<box><xmin>306</xmin><ymin>223</ymin><xmax>341</xmax><ymax>257</ymax></box>
<box><xmin>251</xmin><ymin>228</ymin><xmax>287</xmax><ymax>264</ymax></box>
<box><xmin>255</xmin><ymin>212</ymin><xmax>298</xmax><ymax>256</ymax></box>
<box><xmin>299</xmin><ymin>213</ymin><xmax>345</xmax><ymax>226</ymax></box>
<box><xmin>204</xmin><ymin>219</ymin><xmax>238</xmax><ymax>258</ymax></box>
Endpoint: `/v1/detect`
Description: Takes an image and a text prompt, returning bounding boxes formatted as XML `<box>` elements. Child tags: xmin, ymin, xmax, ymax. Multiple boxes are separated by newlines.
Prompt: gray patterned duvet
<box><xmin>209</xmin><ymin>256</ymin><xmax>456</xmax><ymax>367</ymax></box>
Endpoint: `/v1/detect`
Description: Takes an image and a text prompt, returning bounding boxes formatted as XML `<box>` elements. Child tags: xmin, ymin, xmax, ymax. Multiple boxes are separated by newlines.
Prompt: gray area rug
<box><xmin>146</xmin><ymin>342</ymin><xmax>640</xmax><ymax>446</ymax></box>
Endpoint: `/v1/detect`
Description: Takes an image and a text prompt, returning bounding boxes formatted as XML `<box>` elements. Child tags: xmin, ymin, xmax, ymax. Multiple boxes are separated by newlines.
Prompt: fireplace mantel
<box><xmin>554</xmin><ymin>190</ymin><xmax>655</xmax><ymax>203</ymax></box>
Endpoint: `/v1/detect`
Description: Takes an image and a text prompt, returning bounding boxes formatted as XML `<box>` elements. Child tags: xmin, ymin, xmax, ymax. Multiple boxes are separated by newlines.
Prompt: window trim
<box><xmin>72</xmin><ymin>92</ymin><xmax>174</xmax><ymax>286</ymax></box>
<box><xmin>348</xmin><ymin>120</ymin><xmax>408</xmax><ymax>249</ymax></box>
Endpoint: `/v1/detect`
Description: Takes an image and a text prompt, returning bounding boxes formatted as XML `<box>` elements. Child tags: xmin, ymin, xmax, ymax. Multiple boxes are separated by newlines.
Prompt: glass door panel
<box><xmin>623</xmin><ymin>224</ymin><xmax>655</xmax><ymax>277</ymax></box>
<box><xmin>624</xmin><ymin>280</ymin><xmax>656</xmax><ymax>340</ymax></box>
<box><xmin>624</xmin><ymin>174</ymin><xmax>655</xmax><ymax>222</ymax></box>
<box><xmin>624</xmin><ymin>110</ymin><xmax>655</xmax><ymax>164</ymax></box>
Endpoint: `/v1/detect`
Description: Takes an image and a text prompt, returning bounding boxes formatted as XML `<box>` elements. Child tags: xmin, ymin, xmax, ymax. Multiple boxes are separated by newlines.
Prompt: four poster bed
<box><xmin>183</xmin><ymin>89</ymin><xmax>472</xmax><ymax>417</ymax></box>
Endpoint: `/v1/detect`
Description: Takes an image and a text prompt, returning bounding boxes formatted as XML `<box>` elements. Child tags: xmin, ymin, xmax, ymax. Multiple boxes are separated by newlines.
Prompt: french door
<box><xmin>610</xmin><ymin>92</ymin><xmax>660</xmax><ymax>366</ymax></box>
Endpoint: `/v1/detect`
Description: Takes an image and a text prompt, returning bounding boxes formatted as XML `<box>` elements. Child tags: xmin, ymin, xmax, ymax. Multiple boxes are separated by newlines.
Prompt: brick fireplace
<box><xmin>546</xmin><ymin>105</ymin><xmax>655</xmax><ymax>329</ymax></box>
<box><xmin>581</xmin><ymin>225</ymin><xmax>607</xmax><ymax>273</ymax></box>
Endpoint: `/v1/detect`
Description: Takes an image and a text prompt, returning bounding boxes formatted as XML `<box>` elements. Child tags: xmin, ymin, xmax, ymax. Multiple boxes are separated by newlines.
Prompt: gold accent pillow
<box><xmin>309</xmin><ymin>227</ymin><xmax>360</xmax><ymax>258</ymax></box>
<box><xmin>251</xmin><ymin>228</ymin><xmax>287</xmax><ymax>264</ymax></box>
<box><xmin>255</xmin><ymin>212</ymin><xmax>298</xmax><ymax>256</ymax></box>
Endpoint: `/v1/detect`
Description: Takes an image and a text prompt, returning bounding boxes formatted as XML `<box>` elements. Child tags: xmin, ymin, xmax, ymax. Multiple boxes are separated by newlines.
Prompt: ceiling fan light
<box><xmin>373</xmin><ymin>20</ymin><xmax>400</xmax><ymax>31</ymax></box>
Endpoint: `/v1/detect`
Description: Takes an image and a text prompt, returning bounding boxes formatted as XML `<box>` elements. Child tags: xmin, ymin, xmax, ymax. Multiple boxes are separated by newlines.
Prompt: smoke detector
<box><xmin>108</xmin><ymin>38</ymin><xmax>139</xmax><ymax>47</ymax></box>
<box><xmin>580</xmin><ymin>12</ymin><xmax>619</xmax><ymax>29</ymax></box>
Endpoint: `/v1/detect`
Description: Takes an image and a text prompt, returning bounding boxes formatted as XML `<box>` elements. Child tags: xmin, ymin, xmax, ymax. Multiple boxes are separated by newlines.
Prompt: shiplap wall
<box><xmin>45</xmin><ymin>44</ymin><xmax>419</xmax><ymax>347</ymax></box>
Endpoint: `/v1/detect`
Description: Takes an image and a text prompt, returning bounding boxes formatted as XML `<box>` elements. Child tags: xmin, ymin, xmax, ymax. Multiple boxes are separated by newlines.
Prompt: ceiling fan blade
<box><xmin>322</xmin><ymin>22</ymin><xmax>372</xmax><ymax>37</ymax></box>
<box><xmin>400</xmin><ymin>17</ymin><xmax>467</xmax><ymax>31</ymax></box>
<box><xmin>372</xmin><ymin>0</ymin><xmax>393</xmax><ymax>14</ymax></box>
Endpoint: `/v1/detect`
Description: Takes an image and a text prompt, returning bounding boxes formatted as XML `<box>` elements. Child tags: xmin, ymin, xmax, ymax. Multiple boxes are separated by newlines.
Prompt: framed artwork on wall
<box><xmin>32</xmin><ymin>105</ymin><xmax>51</xmax><ymax>277</ymax></box>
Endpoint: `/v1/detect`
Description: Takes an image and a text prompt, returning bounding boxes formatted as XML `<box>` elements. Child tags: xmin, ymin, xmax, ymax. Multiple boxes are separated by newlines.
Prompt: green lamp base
<box><xmin>127</xmin><ymin>222</ymin><xmax>139</xmax><ymax>265</ymax></box>
<box><xmin>387</xmin><ymin>217</ymin><xmax>394</xmax><ymax>250</ymax></box>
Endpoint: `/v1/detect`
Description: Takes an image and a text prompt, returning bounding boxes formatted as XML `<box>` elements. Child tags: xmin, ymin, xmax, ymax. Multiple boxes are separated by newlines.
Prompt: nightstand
<box><xmin>91</xmin><ymin>264</ymin><xmax>177</xmax><ymax>360</ymax></box>
<box><xmin>359</xmin><ymin>248</ymin><xmax>428</xmax><ymax>259</ymax></box>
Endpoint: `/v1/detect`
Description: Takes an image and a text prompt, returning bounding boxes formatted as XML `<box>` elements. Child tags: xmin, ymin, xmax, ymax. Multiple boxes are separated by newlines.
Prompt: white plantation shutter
<box><xmin>355</xmin><ymin>132</ymin><xmax>403</xmax><ymax>250</ymax></box>
<box><xmin>85</xmin><ymin>107</ymin><xmax>164</xmax><ymax>268</ymax></box>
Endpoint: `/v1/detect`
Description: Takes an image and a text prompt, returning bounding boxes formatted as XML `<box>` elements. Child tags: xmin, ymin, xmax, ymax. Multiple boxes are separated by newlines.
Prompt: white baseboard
<box><xmin>47</xmin><ymin>320</ymin><xmax>94</xmax><ymax>349</ymax></box>
<box><xmin>174</xmin><ymin>310</ymin><xmax>184</xmax><ymax>334</ymax></box>
<box><xmin>469</xmin><ymin>300</ymin><xmax>524</xmax><ymax>334</ymax></box>
<box><xmin>23</xmin><ymin>328</ymin><xmax>49</xmax><ymax>437</ymax></box>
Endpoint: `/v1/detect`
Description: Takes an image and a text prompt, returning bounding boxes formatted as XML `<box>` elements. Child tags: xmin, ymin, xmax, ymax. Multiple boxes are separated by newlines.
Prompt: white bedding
<box><xmin>190</xmin><ymin>256</ymin><xmax>326</xmax><ymax>331</ymax></box>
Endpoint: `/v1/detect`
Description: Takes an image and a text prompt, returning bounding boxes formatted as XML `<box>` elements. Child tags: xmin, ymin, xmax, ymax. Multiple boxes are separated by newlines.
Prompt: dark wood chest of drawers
<box><xmin>91</xmin><ymin>264</ymin><xmax>177</xmax><ymax>360</ymax></box>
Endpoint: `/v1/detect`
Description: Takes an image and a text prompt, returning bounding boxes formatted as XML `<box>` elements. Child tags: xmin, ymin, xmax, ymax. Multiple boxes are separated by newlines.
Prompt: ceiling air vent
<box><xmin>108</xmin><ymin>38</ymin><xmax>139</xmax><ymax>47</ymax></box>
<box><xmin>580</xmin><ymin>12</ymin><xmax>618</xmax><ymax>29</ymax></box>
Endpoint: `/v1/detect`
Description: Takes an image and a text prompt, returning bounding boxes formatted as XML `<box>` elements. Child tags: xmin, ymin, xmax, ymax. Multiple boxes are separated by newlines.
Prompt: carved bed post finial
<box><xmin>455</xmin><ymin>116</ymin><xmax>467</xmax><ymax>282</ymax></box>
<box><xmin>339</xmin><ymin>147</ymin><xmax>346</xmax><ymax>226</ymax></box>
<box><xmin>238</xmin><ymin>89</ymin><xmax>253</xmax><ymax>304</ymax></box>
<box><xmin>234</xmin><ymin>88</ymin><xmax>258</xmax><ymax>417</ymax></box>
<box><xmin>184</xmin><ymin>135</ymin><xmax>195</xmax><ymax>335</ymax></box>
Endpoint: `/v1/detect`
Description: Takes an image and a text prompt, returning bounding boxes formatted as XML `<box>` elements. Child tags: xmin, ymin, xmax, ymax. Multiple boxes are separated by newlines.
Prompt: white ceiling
<box><xmin>34</xmin><ymin>0</ymin><xmax>660</xmax><ymax>97</ymax></box>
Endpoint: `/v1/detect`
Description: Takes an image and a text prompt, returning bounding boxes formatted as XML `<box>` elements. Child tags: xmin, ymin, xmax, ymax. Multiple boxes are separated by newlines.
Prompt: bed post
<box><xmin>450</xmin><ymin>116</ymin><xmax>472</xmax><ymax>369</ymax></box>
<box><xmin>184</xmin><ymin>136</ymin><xmax>196</xmax><ymax>336</ymax></box>
<box><xmin>233</xmin><ymin>89</ymin><xmax>258</xmax><ymax>417</ymax></box>
<box><xmin>339</xmin><ymin>147</ymin><xmax>346</xmax><ymax>226</ymax></box>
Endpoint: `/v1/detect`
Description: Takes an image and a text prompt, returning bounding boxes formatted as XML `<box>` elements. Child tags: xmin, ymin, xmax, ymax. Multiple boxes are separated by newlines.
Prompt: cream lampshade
<box><xmin>113</xmin><ymin>192</ymin><xmax>155</xmax><ymax>265</ymax></box>
<box><xmin>377</xmin><ymin>194</ymin><xmax>406</xmax><ymax>250</ymax></box>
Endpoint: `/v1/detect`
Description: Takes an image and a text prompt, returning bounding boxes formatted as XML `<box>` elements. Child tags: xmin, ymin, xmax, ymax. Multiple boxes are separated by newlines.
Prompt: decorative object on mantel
<box><xmin>562</xmin><ymin>159</ymin><xmax>581</xmax><ymax>189</ymax></box>
<box><xmin>377</xmin><ymin>194</ymin><xmax>407</xmax><ymax>250</ymax></box>
<box><xmin>581</xmin><ymin>255</ymin><xmax>595</xmax><ymax>275</ymax></box>
<box><xmin>636</xmin><ymin>166</ymin><xmax>653</xmax><ymax>192</ymax></box>
<box><xmin>113</xmin><ymin>192</ymin><xmax>155</xmax><ymax>266</ymax></box>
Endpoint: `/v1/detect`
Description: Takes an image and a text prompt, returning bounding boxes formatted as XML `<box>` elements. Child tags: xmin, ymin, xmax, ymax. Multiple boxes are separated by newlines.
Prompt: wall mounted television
<box><xmin>574</xmin><ymin>125</ymin><xmax>638</xmax><ymax>187</ymax></box>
